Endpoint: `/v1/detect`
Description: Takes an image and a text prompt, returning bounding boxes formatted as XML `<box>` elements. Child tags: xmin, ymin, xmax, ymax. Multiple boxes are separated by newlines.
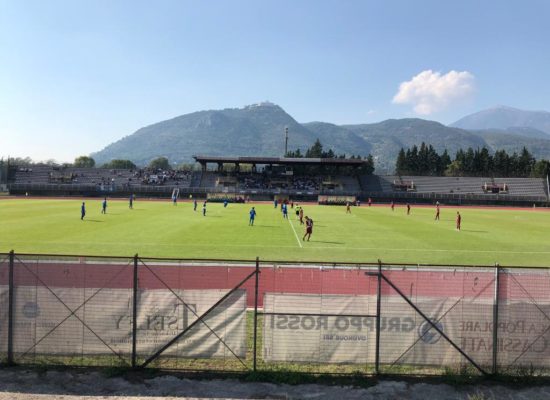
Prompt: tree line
<box><xmin>395</xmin><ymin>143</ymin><xmax>550</xmax><ymax>178</ymax></box>
<box><xmin>285</xmin><ymin>138</ymin><xmax>375</xmax><ymax>175</ymax></box>
<box><xmin>5</xmin><ymin>155</ymin><xmax>194</xmax><ymax>171</ymax></box>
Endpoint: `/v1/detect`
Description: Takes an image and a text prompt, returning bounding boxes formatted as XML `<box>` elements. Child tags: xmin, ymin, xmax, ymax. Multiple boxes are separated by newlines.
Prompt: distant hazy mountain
<box><xmin>451</xmin><ymin>106</ymin><xmax>550</xmax><ymax>135</ymax></box>
<box><xmin>93</xmin><ymin>103</ymin><xmax>319</xmax><ymax>166</ymax></box>
<box><xmin>341</xmin><ymin>119</ymin><xmax>487</xmax><ymax>173</ymax></box>
<box><xmin>92</xmin><ymin>103</ymin><xmax>550</xmax><ymax>172</ymax></box>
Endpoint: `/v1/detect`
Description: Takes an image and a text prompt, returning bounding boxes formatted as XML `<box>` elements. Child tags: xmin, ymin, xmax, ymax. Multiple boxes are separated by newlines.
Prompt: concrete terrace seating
<box><xmin>12</xmin><ymin>166</ymin><xmax>194</xmax><ymax>188</ymax></box>
<box><xmin>493</xmin><ymin>178</ymin><xmax>547</xmax><ymax>197</ymax></box>
<box><xmin>361</xmin><ymin>175</ymin><xmax>548</xmax><ymax>198</ymax></box>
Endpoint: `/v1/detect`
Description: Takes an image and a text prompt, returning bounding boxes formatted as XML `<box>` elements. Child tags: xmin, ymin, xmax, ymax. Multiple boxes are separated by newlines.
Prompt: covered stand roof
<box><xmin>193</xmin><ymin>155</ymin><xmax>366</xmax><ymax>167</ymax></box>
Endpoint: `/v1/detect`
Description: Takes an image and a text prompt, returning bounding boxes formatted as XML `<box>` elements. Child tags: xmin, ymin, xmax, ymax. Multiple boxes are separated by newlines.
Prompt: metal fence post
<box><xmin>132</xmin><ymin>254</ymin><xmax>138</xmax><ymax>368</ymax></box>
<box><xmin>492</xmin><ymin>263</ymin><xmax>500</xmax><ymax>375</ymax></box>
<box><xmin>7</xmin><ymin>250</ymin><xmax>15</xmax><ymax>365</ymax></box>
<box><xmin>375</xmin><ymin>259</ymin><xmax>382</xmax><ymax>374</ymax></box>
<box><xmin>253</xmin><ymin>257</ymin><xmax>260</xmax><ymax>372</ymax></box>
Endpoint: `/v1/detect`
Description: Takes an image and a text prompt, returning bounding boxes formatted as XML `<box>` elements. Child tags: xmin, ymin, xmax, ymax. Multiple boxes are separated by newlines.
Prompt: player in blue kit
<box><xmin>81</xmin><ymin>202</ymin><xmax>86</xmax><ymax>220</ymax></box>
<box><xmin>249</xmin><ymin>207</ymin><xmax>256</xmax><ymax>226</ymax></box>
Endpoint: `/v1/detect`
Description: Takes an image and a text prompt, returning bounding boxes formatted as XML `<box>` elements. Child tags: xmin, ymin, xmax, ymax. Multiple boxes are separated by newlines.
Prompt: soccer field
<box><xmin>0</xmin><ymin>198</ymin><xmax>549</xmax><ymax>267</ymax></box>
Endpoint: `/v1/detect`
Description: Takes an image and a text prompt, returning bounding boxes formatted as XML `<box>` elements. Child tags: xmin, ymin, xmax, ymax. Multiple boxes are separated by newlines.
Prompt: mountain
<box><xmin>451</xmin><ymin>106</ymin><xmax>550</xmax><ymax>135</ymax></box>
<box><xmin>92</xmin><ymin>103</ymin><xmax>550</xmax><ymax>173</ymax></box>
<box><xmin>93</xmin><ymin>102</ymin><xmax>320</xmax><ymax>166</ymax></box>
<box><xmin>341</xmin><ymin>119</ymin><xmax>486</xmax><ymax>173</ymax></box>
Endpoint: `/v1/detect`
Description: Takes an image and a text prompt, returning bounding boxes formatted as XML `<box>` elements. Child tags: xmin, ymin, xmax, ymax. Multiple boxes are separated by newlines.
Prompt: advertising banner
<box><xmin>0</xmin><ymin>286</ymin><xmax>247</xmax><ymax>359</ymax></box>
<box><xmin>263</xmin><ymin>293</ymin><xmax>372</xmax><ymax>363</ymax></box>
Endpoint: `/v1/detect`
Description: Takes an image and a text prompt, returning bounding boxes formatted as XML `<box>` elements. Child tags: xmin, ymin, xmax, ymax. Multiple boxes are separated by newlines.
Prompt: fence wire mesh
<box><xmin>135</xmin><ymin>259</ymin><xmax>256</xmax><ymax>372</ymax></box>
<box><xmin>0</xmin><ymin>254</ymin><xmax>8</xmax><ymax>363</ymax></box>
<box><xmin>1</xmin><ymin>253</ymin><xmax>550</xmax><ymax>377</ymax></box>
<box><xmin>497</xmin><ymin>268</ymin><xmax>550</xmax><ymax>373</ymax></box>
<box><xmin>259</xmin><ymin>263</ymin><xmax>376</xmax><ymax>374</ymax></box>
<box><xmin>10</xmin><ymin>254</ymin><xmax>134</xmax><ymax>367</ymax></box>
<box><xmin>379</xmin><ymin>265</ymin><xmax>495</xmax><ymax>375</ymax></box>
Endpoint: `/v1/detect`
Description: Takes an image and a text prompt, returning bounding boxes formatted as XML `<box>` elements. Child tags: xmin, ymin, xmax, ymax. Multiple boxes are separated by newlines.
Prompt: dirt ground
<box><xmin>2</xmin><ymin>368</ymin><xmax>550</xmax><ymax>400</ymax></box>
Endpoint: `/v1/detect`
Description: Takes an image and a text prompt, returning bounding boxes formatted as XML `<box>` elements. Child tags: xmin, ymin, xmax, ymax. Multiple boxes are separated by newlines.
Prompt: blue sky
<box><xmin>1</xmin><ymin>0</ymin><xmax>549</xmax><ymax>162</ymax></box>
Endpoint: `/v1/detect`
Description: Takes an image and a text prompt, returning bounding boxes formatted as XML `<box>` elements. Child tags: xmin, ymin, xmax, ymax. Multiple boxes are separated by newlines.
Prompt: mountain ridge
<box><xmin>91</xmin><ymin>103</ymin><xmax>550</xmax><ymax>173</ymax></box>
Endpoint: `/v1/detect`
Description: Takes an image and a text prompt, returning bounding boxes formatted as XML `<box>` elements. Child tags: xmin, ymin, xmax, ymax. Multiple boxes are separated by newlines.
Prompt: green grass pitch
<box><xmin>0</xmin><ymin>198</ymin><xmax>549</xmax><ymax>267</ymax></box>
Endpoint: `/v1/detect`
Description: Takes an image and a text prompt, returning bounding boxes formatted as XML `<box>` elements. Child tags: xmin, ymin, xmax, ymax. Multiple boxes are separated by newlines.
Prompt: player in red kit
<box><xmin>435</xmin><ymin>202</ymin><xmax>440</xmax><ymax>221</ymax></box>
<box><xmin>406</xmin><ymin>203</ymin><xmax>411</xmax><ymax>215</ymax></box>
<box><xmin>368</xmin><ymin>197</ymin><xmax>372</xmax><ymax>207</ymax></box>
<box><xmin>456</xmin><ymin>211</ymin><xmax>461</xmax><ymax>231</ymax></box>
<box><xmin>302</xmin><ymin>216</ymin><xmax>313</xmax><ymax>241</ymax></box>
<box><xmin>391</xmin><ymin>201</ymin><xmax>395</xmax><ymax>211</ymax></box>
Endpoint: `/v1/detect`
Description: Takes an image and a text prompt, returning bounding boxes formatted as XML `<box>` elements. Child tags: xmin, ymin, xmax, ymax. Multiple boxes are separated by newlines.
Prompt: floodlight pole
<box><xmin>284</xmin><ymin>127</ymin><xmax>288</xmax><ymax>157</ymax></box>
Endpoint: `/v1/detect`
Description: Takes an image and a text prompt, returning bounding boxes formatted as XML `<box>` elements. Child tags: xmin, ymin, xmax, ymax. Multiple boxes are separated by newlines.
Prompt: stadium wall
<box><xmin>1</xmin><ymin>251</ymin><xmax>550</xmax><ymax>376</ymax></box>
<box><xmin>8</xmin><ymin>182</ymin><xmax>549</xmax><ymax>207</ymax></box>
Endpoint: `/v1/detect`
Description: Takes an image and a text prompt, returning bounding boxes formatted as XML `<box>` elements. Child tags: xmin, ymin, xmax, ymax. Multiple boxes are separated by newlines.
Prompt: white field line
<box><xmin>4</xmin><ymin>241</ymin><xmax>550</xmax><ymax>254</ymax></box>
<box><xmin>287</xmin><ymin>217</ymin><xmax>303</xmax><ymax>248</ymax></box>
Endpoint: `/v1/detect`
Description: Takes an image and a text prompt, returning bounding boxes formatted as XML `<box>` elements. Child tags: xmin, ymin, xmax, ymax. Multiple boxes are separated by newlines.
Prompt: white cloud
<box><xmin>392</xmin><ymin>70</ymin><xmax>475</xmax><ymax>115</ymax></box>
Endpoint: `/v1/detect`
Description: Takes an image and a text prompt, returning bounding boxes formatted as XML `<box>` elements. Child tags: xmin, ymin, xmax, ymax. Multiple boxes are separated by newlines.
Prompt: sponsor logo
<box><xmin>22</xmin><ymin>302</ymin><xmax>40</xmax><ymax>318</ymax></box>
<box><xmin>270</xmin><ymin>315</ymin><xmax>416</xmax><ymax>332</ymax></box>
<box><xmin>418</xmin><ymin>320</ymin><xmax>443</xmax><ymax>344</ymax></box>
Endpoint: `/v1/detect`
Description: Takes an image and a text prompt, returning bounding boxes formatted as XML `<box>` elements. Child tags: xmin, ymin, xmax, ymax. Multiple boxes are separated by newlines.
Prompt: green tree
<box><xmin>395</xmin><ymin>148</ymin><xmax>407</xmax><ymax>175</ymax></box>
<box><xmin>305</xmin><ymin>139</ymin><xmax>323</xmax><ymax>158</ymax></box>
<box><xmin>445</xmin><ymin>160</ymin><xmax>463</xmax><ymax>177</ymax></box>
<box><xmin>518</xmin><ymin>147</ymin><xmax>535</xmax><ymax>177</ymax></box>
<box><xmin>439</xmin><ymin>149</ymin><xmax>451</xmax><ymax>176</ymax></box>
<box><xmin>286</xmin><ymin>148</ymin><xmax>303</xmax><ymax>158</ymax></box>
<box><xmin>102</xmin><ymin>159</ymin><xmax>136</xmax><ymax>169</ymax></box>
<box><xmin>148</xmin><ymin>157</ymin><xmax>171</xmax><ymax>170</ymax></box>
<box><xmin>74</xmin><ymin>156</ymin><xmax>95</xmax><ymax>168</ymax></box>
<box><xmin>532</xmin><ymin>159</ymin><xmax>550</xmax><ymax>178</ymax></box>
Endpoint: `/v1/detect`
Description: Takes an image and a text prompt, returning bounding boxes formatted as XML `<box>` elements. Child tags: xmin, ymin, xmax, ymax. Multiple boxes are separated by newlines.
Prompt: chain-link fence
<box><xmin>1</xmin><ymin>252</ymin><xmax>550</xmax><ymax>376</ymax></box>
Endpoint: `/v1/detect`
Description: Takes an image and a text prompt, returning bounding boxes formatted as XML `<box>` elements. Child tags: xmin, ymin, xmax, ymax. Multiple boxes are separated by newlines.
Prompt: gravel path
<box><xmin>1</xmin><ymin>368</ymin><xmax>550</xmax><ymax>399</ymax></box>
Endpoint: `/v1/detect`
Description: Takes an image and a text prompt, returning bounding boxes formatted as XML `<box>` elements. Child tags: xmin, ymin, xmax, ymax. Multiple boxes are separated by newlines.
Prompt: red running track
<box><xmin>1</xmin><ymin>261</ymin><xmax>548</xmax><ymax>307</ymax></box>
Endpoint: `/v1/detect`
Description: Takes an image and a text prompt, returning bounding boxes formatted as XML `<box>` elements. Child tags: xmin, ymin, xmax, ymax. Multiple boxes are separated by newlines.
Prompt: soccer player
<box><xmin>368</xmin><ymin>197</ymin><xmax>372</xmax><ymax>207</ymax></box>
<box><xmin>172</xmin><ymin>194</ymin><xmax>177</xmax><ymax>206</ymax></box>
<box><xmin>193</xmin><ymin>199</ymin><xmax>197</xmax><ymax>211</ymax></box>
<box><xmin>81</xmin><ymin>202</ymin><xmax>86</xmax><ymax>220</ymax></box>
<box><xmin>202</xmin><ymin>201</ymin><xmax>207</xmax><ymax>216</ymax></box>
<box><xmin>282</xmin><ymin>203</ymin><xmax>288</xmax><ymax>219</ymax></box>
<box><xmin>435</xmin><ymin>202</ymin><xmax>440</xmax><ymax>221</ymax></box>
<box><xmin>302</xmin><ymin>216</ymin><xmax>313</xmax><ymax>241</ymax></box>
<box><xmin>406</xmin><ymin>203</ymin><xmax>411</xmax><ymax>215</ymax></box>
<box><xmin>129</xmin><ymin>194</ymin><xmax>134</xmax><ymax>209</ymax></box>
<box><xmin>274</xmin><ymin>199</ymin><xmax>278</xmax><ymax>208</ymax></box>
<box><xmin>101</xmin><ymin>197</ymin><xmax>107</xmax><ymax>214</ymax></box>
<box><xmin>391</xmin><ymin>201</ymin><xmax>395</xmax><ymax>211</ymax></box>
<box><xmin>299</xmin><ymin>207</ymin><xmax>304</xmax><ymax>224</ymax></box>
<box><xmin>456</xmin><ymin>211</ymin><xmax>461</xmax><ymax>231</ymax></box>
<box><xmin>249</xmin><ymin>207</ymin><xmax>256</xmax><ymax>226</ymax></box>
<box><xmin>346</xmin><ymin>202</ymin><xmax>351</xmax><ymax>214</ymax></box>
<box><xmin>223</xmin><ymin>199</ymin><xmax>228</xmax><ymax>208</ymax></box>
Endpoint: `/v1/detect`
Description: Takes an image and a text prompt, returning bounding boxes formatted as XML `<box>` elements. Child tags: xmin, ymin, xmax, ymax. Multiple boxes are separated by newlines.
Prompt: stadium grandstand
<box><xmin>5</xmin><ymin>156</ymin><xmax>550</xmax><ymax>206</ymax></box>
